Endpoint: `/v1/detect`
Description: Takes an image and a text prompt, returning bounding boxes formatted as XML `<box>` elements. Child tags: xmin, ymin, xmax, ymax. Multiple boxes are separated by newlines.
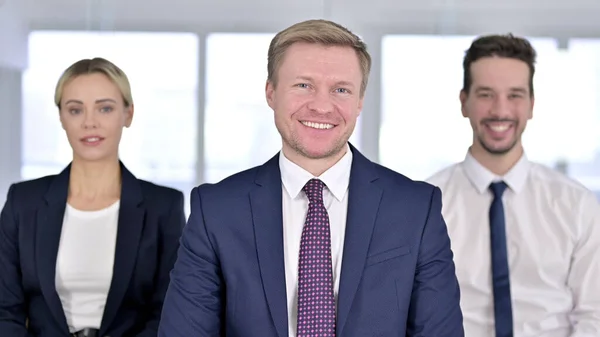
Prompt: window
<box><xmin>22</xmin><ymin>31</ymin><xmax>199</xmax><ymax>212</ymax></box>
<box><xmin>380</xmin><ymin>35</ymin><xmax>476</xmax><ymax>180</ymax></box>
<box><xmin>380</xmin><ymin>34</ymin><xmax>559</xmax><ymax>181</ymax></box>
<box><xmin>550</xmin><ymin>38</ymin><xmax>600</xmax><ymax>192</ymax></box>
<box><xmin>204</xmin><ymin>33</ymin><xmax>362</xmax><ymax>183</ymax></box>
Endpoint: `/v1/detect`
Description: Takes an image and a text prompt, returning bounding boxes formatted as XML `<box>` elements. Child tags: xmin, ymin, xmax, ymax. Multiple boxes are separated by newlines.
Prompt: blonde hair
<box><xmin>54</xmin><ymin>57</ymin><xmax>133</xmax><ymax>108</ymax></box>
<box><xmin>267</xmin><ymin>19</ymin><xmax>371</xmax><ymax>97</ymax></box>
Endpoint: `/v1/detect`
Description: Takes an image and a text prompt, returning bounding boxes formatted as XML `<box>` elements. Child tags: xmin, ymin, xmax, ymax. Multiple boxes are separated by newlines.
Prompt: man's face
<box><xmin>461</xmin><ymin>56</ymin><xmax>534</xmax><ymax>156</ymax></box>
<box><xmin>266</xmin><ymin>42</ymin><xmax>364</xmax><ymax>161</ymax></box>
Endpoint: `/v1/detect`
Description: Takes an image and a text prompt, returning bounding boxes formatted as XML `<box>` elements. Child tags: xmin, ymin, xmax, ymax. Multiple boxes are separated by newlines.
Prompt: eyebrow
<box><xmin>475</xmin><ymin>86</ymin><xmax>528</xmax><ymax>94</ymax></box>
<box><xmin>295</xmin><ymin>76</ymin><xmax>356</xmax><ymax>88</ymax></box>
<box><xmin>64</xmin><ymin>98</ymin><xmax>117</xmax><ymax>105</ymax></box>
<box><xmin>509</xmin><ymin>87</ymin><xmax>528</xmax><ymax>94</ymax></box>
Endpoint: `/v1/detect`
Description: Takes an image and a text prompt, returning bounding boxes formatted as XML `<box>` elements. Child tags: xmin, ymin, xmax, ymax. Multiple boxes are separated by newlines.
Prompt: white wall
<box><xmin>0</xmin><ymin>0</ymin><xmax>28</xmax><ymax>69</ymax></box>
<box><xmin>0</xmin><ymin>0</ymin><xmax>27</xmax><ymax>205</ymax></box>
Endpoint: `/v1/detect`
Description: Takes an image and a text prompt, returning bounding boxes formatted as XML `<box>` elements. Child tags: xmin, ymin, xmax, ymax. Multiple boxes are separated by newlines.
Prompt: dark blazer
<box><xmin>158</xmin><ymin>145</ymin><xmax>463</xmax><ymax>336</ymax></box>
<box><xmin>0</xmin><ymin>163</ymin><xmax>186</xmax><ymax>337</ymax></box>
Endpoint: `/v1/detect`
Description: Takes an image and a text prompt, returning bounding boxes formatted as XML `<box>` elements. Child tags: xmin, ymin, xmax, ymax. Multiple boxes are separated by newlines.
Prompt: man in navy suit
<box><xmin>159</xmin><ymin>19</ymin><xmax>464</xmax><ymax>336</ymax></box>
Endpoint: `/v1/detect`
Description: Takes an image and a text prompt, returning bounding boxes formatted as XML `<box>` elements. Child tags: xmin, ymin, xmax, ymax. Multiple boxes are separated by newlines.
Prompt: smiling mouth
<box><xmin>81</xmin><ymin>136</ymin><xmax>105</xmax><ymax>144</ymax></box>
<box><xmin>489</xmin><ymin>124</ymin><xmax>510</xmax><ymax>132</ymax></box>
<box><xmin>483</xmin><ymin>120</ymin><xmax>515</xmax><ymax>132</ymax></box>
<box><xmin>301</xmin><ymin>121</ymin><xmax>335</xmax><ymax>130</ymax></box>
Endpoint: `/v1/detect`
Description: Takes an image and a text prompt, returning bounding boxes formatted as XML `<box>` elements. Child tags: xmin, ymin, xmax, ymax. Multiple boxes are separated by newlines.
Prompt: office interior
<box><xmin>1</xmin><ymin>0</ymin><xmax>599</xmax><ymax>214</ymax></box>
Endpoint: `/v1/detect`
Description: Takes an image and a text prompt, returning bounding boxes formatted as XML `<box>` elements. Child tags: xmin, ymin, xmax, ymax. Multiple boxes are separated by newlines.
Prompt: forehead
<box><xmin>470</xmin><ymin>56</ymin><xmax>530</xmax><ymax>90</ymax></box>
<box><xmin>62</xmin><ymin>73</ymin><xmax>121</xmax><ymax>99</ymax></box>
<box><xmin>278</xmin><ymin>42</ymin><xmax>362</xmax><ymax>81</ymax></box>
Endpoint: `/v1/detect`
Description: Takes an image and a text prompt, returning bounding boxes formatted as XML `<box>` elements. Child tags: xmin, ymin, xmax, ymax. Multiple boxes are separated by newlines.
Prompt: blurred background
<box><xmin>1</xmin><ymin>0</ymin><xmax>599</xmax><ymax>214</ymax></box>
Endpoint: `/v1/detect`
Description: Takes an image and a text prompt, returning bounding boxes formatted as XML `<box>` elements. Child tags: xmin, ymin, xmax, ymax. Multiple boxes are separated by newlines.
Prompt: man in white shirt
<box><xmin>427</xmin><ymin>34</ymin><xmax>600</xmax><ymax>337</ymax></box>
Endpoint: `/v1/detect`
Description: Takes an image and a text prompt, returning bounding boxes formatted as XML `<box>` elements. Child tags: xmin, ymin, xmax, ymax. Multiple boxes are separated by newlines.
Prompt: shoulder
<box><xmin>194</xmin><ymin>165</ymin><xmax>263</xmax><ymax>198</ymax></box>
<box><xmin>425</xmin><ymin>164</ymin><xmax>461</xmax><ymax>188</ymax></box>
<box><xmin>5</xmin><ymin>175</ymin><xmax>58</xmax><ymax>207</ymax></box>
<box><xmin>120</xmin><ymin>163</ymin><xmax>184</xmax><ymax>206</ymax></box>
<box><xmin>138</xmin><ymin>179</ymin><xmax>183</xmax><ymax>200</ymax></box>
<box><xmin>372</xmin><ymin>162</ymin><xmax>441</xmax><ymax>199</ymax></box>
<box><xmin>530</xmin><ymin>162</ymin><xmax>590</xmax><ymax>191</ymax></box>
<box><xmin>528</xmin><ymin>162</ymin><xmax>597</xmax><ymax>204</ymax></box>
<box><xmin>135</xmin><ymin>179</ymin><xmax>185</xmax><ymax>209</ymax></box>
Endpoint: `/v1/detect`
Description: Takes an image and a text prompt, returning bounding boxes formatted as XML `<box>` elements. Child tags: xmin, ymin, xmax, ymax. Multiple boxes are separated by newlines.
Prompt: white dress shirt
<box><xmin>55</xmin><ymin>201</ymin><xmax>119</xmax><ymax>333</ymax></box>
<box><xmin>427</xmin><ymin>151</ymin><xmax>600</xmax><ymax>337</ymax></box>
<box><xmin>279</xmin><ymin>145</ymin><xmax>352</xmax><ymax>337</ymax></box>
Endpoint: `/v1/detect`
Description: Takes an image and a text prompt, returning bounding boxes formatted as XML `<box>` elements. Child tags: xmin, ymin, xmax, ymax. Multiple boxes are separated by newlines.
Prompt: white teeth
<box><xmin>489</xmin><ymin>124</ymin><xmax>509</xmax><ymax>132</ymax></box>
<box><xmin>301</xmin><ymin>121</ymin><xmax>334</xmax><ymax>129</ymax></box>
<box><xmin>85</xmin><ymin>137</ymin><xmax>100</xmax><ymax>142</ymax></box>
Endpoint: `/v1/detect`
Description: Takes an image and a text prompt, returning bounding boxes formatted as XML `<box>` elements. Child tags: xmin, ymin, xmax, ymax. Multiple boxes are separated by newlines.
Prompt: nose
<box><xmin>490</xmin><ymin>95</ymin><xmax>511</xmax><ymax>118</ymax></box>
<box><xmin>307</xmin><ymin>90</ymin><xmax>334</xmax><ymax>114</ymax></box>
<box><xmin>81</xmin><ymin>110</ymin><xmax>98</xmax><ymax>129</ymax></box>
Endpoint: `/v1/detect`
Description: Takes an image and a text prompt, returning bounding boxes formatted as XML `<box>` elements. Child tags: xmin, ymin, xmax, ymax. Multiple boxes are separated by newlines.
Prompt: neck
<box><xmin>282</xmin><ymin>145</ymin><xmax>348</xmax><ymax>177</ymax></box>
<box><xmin>69</xmin><ymin>157</ymin><xmax>122</xmax><ymax>200</ymax></box>
<box><xmin>469</xmin><ymin>143</ymin><xmax>523</xmax><ymax>176</ymax></box>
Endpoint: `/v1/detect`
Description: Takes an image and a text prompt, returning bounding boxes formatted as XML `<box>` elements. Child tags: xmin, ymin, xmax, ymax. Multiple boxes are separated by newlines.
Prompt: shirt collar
<box><xmin>462</xmin><ymin>149</ymin><xmax>531</xmax><ymax>194</ymax></box>
<box><xmin>279</xmin><ymin>144</ymin><xmax>352</xmax><ymax>201</ymax></box>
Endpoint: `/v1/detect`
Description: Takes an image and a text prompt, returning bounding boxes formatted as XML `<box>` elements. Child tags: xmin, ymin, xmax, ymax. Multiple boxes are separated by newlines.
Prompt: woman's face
<box><xmin>59</xmin><ymin>73</ymin><xmax>133</xmax><ymax>163</ymax></box>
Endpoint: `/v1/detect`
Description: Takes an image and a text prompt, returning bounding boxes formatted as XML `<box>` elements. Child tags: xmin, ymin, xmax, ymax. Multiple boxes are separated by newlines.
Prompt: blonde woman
<box><xmin>0</xmin><ymin>58</ymin><xmax>185</xmax><ymax>337</ymax></box>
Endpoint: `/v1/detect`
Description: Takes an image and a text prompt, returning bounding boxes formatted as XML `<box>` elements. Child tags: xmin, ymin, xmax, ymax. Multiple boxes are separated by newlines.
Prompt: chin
<box><xmin>299</xmin><ymin>143</ymin><xmax>345</xmax><ymax>160</ymax></box>
<box><xmin>477</xmin><ymin>134</ymin><xmax>518</xmax><ymax>154</ymax></box>
<box><xmin>482</xmin><ymin>142</ymin><xmax>517</xmax><ymax>155</ymax></box>
<box><xmin>300</xmin><ymin>150</ymin><xmax>332</xmax><ymax>160</ymax></box>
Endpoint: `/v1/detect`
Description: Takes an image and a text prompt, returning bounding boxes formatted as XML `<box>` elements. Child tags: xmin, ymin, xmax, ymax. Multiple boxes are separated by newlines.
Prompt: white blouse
<box><xmin>55</xmin><ymin>201</ymin><xmax>120</xmax><ymax>333</ymax></box>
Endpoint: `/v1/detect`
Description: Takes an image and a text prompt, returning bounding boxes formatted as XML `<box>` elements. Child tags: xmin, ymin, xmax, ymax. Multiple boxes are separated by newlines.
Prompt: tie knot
<box><xmin>489</xmin><ymin>181</ymin><xmax>508</xmax><ymax>198</ymax></box>
<box><xmin>303</xmin><ymin>179</ymin><xmax>325</xmax><ymax>204</ymax></box>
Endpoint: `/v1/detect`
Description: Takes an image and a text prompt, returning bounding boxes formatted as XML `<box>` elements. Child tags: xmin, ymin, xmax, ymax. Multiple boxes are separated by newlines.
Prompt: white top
<box><xmin>279</xmin><ymin>145</ymin><xmax>353</xmax><ymax>337</ymax></box>
<box><xmin>55</xmin><ymin>200</ymin><xmax>120</xmax><ymax>333</ymax></box>
<box><xmin>427</xmin><ymin>151</ymin><xmax>600</xmax><ymax>337</ymax></box>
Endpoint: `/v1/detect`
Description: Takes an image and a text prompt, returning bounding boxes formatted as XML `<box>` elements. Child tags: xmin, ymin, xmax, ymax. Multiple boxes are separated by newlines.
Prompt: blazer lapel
<box><xmin>336</xmin><ymin>146</ymin><xmax>382</xmax><ymax>336</ymax></box>
<box><xmin>250</xmin><ymin>154</ymin><xmax>288</xmax><ymax>337</ymax></box>
<box><xmin>36</xmin><ymin>166</ymin><xmax>71</xmax><ymax>333</ymax></box>
<box><xmin>99</xmin><ymin>163</ymin><xmax>145</xmax><ymax>334</ymax></box>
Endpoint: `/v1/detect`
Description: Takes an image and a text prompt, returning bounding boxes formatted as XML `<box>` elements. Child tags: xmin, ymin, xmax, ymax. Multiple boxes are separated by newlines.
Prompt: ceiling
<box><xmin>20</xmin><ymin>0</ymin><xmax>600</xmax><ymax>38</ymax></box>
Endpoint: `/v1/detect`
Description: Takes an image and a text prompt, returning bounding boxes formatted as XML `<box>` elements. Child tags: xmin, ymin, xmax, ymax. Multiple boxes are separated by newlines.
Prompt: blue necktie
<box><xmin>489</xmin><ymin>181</ymin><xmax>513</xmax><ymax>337</ymax></box>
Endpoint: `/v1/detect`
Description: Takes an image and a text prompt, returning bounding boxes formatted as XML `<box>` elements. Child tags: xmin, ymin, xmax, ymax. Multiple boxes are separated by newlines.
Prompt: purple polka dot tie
<box><xmin>297</xmin><ymin>179</ymin><xmax>336</xmax><ymax>337</ymax></box>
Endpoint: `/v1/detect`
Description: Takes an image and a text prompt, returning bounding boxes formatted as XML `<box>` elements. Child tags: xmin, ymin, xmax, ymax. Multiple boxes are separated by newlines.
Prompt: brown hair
<box><xmin>462</xmin><ymin>33</ymin><xmax>537</xmax><ymax>96</ymax></box>
<box><xmin>267</xmin><ymin>19</ymin><xmax>371</xmax><ymax>97</ymax></box>
<box><xmin>54</xmin><ymin>57</ymin><xmax>133</xmax><ymax>108</ymax></box>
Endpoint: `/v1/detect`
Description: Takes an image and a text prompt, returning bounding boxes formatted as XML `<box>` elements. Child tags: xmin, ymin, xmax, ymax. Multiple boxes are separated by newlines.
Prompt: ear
<box><xmin>459</xmin><ymin>90</ymin><xmax>468</xmax><ymax>118</ymax></box>
<box><xmin>528</xmin><ymin>95</ymin><xmax>534</xmax><ymax>120</ymax></box>
<box><xmin>58</xmin><ymin>109</ymin><xmax>67</xmax><ymax>130</ymax></box>
<box><xmin>357</xmin><ymin>95</ymin><xmax>364</xmax><ymax>117</ymax></box>
<box><xmin>124</xmin><ymin>104</ymin><xmax>134</xmax><ymax>128</ymax></box>
<box><xmin>265</xmin><ymin>80</ymin><xmax>275</xmax><ymax>110</ymax></box>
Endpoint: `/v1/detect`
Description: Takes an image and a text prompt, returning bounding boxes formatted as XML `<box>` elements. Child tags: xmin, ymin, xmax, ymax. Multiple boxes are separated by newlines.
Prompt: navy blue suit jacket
<box><xmin>159</xmin><ymin>146</ymin><xmax>463</xmax><ymax>336</ymax></box>
<box><xmin>0</xmin><ymin>163</ymin><xmax>185</xmax><ymax>337</ymax></box>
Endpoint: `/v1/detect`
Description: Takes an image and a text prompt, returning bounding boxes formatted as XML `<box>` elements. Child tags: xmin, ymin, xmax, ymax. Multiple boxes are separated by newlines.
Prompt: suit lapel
<box><xmin>250</xmin><ymin>154</ymin><xmax>288</xmax><ymax>337</ymax></box>
<box><xmin>336</xmin><ymin>146</ymin><xmax>382</xmax><ymax>336</ymax></box>
<box><xmin>100</xmin><ymin>163</ymin><xmax>145</xmax><ymax>334</ymax></box>
<box><xmin>36</xmin><ymin>165</ymin><xmax>71</xmax><ymax>333</ymax></box>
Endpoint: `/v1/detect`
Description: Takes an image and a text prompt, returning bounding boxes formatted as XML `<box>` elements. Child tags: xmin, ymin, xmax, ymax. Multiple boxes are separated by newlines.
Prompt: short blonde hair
<box><xmin>267</xmin><ymin>19</ymin><xmax>371</xmax><ymax>97</ymax></box>
<box><xmin>54</xmin><ymin>57</ymin><xmax>133</xmax><ymax>108</ymax></box>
